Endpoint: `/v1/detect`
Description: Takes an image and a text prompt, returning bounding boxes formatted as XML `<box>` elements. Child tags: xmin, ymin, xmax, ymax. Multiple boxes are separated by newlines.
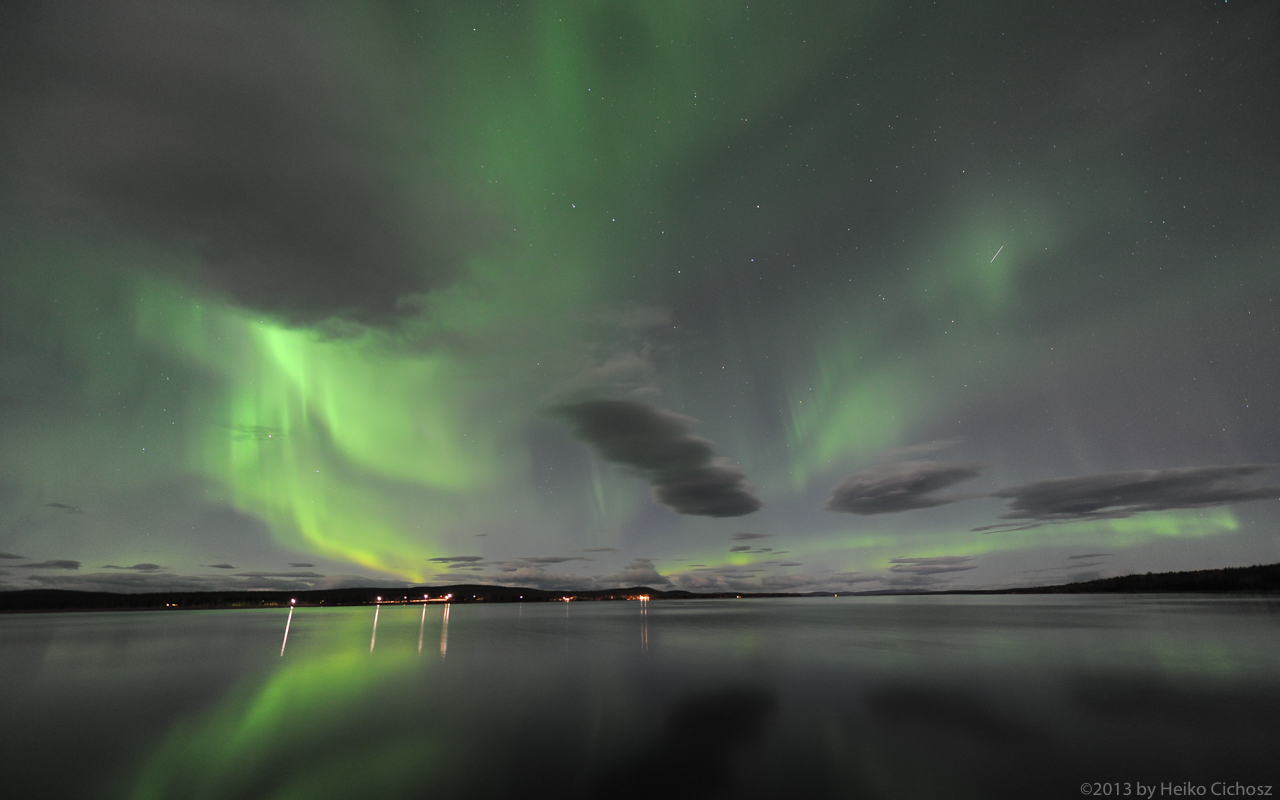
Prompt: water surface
<box><xmin>2</xmin><ymin>595</ymin><xmax>1277</xmax><ymax>799</ymax></box>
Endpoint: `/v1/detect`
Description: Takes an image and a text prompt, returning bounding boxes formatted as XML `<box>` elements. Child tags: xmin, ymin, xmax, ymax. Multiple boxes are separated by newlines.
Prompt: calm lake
<box><xmin>2</xmin><ymin>595</ymin><xmax>1278</xmax><ymax>799</ymax></box>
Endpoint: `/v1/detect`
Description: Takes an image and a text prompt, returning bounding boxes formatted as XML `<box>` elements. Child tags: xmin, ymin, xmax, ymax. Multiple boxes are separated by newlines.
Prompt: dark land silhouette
<box><xmin>2</xmin><ymin>562</ymin><xmax>1277</xmax><ymax>613</ymax></box>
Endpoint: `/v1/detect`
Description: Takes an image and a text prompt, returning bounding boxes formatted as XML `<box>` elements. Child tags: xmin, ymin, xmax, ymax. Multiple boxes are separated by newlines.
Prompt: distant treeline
<box><xmin>2</xmin><ymin>563</ymin><xmax>1277</xmax><ymax>612</ymax></box>
<box><xmin>0</xmin><ymin>584</ymin><xmax>816</xmax><ymax>613</ymax></box>
<box><xmin>999</xmin><ymin>562</ymin><xmax>1280</xmax><ymax>595</ymax></box>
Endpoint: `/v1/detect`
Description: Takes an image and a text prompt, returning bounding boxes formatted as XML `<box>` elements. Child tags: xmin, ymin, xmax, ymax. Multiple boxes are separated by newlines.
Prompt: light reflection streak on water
<box><xmin>280</xmin><ymin>602</ymin><xmax>295</xmax><ymax>657</ymax></box>
<box><xmin>640</xmin><ymin>596</ymin><xmax>649</xmax><ymax>654</ymax></box>
<box><xmin>418</xmin><ymin>603</ymin><xmax>427</xmax><ymax>654</ymax></box>
<box><xmin>439</xmin><ymin>603</ymin><xmax>450</xmax><ymax>658</ymax></box>
<box><xmin>370</xmin><ymin>600</ymin><xmax>380</xmax><ymax>652</ymax></box>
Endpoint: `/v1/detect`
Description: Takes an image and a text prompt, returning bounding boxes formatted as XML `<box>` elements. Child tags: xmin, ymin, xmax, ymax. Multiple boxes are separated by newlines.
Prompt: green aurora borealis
<box><xmin>1</xmin><ymin>0</ymin><xmax>1278</xmax><ymax>592</ymax></box>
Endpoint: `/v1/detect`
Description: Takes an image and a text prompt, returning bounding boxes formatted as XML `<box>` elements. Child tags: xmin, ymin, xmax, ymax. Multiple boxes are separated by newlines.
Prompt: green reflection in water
<box><xmin>126</xmin><ymin>613</ymin><xmax>440</xmax><ymax>800</ymax></box>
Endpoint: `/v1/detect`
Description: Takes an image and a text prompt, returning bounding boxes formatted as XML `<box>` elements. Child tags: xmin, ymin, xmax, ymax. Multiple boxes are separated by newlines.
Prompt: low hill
<box><xmin>998</xmin><ymin>562</ymin><xmax>1280</xmax><ymax>594</ymax></box>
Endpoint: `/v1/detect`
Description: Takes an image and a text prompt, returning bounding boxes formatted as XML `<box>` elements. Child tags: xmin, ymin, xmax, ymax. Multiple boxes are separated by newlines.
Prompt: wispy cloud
<box><xmin>825</xmin><ymin>461</ymin><xmax>986</xmax><ymax>514</ymax></box>
<box><xmin>887</xmin><ymin>556</ymin><xmax>978</xmax><ymax>575</ymax></box>
<box><xmin>14</xmin><ymin>559</ymin><xmax>81</xmax><ymax>570</ymax></box>
<box><xmin>6</xmin><ymin>570</ymin><xmax>377</xmax><ymax>593</ymax></box>
<box><xmin>978</xmin><ymin>465</ymin><xmax>1280</xmax><ymax>531</ymax></box>
<box><xmin>824</xmin><ymin>460</ymin><xmax>1280</xmax><ymax>533</ymax></box>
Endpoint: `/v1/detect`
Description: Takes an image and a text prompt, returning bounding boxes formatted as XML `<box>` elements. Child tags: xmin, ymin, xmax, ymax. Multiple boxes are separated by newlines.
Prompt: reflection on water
<box><xmin>641</xmin><ymin>595</ymin><xmax>649</xmax><ymax>655</ymax></box>
<box><xmin>2</xmin><ymin>596</ymin><xmax>1278</xmax><ymax>799</ymax></box>
<box><xmin>418</xmin><ymin>603</ymin><xmax>426</xmax><ymax>654</ymax></box>
<box><xmin>439</xmin><ymin>602</ymin><xmax>450</xmax><ymax>658</ymax></box>
<box><xmin>279</xmin><ymin>600</ymin><xmax>294</xmax><ymax>657</ymax></box>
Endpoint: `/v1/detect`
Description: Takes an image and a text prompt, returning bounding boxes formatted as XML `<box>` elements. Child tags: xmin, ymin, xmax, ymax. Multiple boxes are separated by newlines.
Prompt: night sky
<box><xmin>1</xmin><ymin>0</ymin><xmax>1277</xmax><ymax>594</ymax></box>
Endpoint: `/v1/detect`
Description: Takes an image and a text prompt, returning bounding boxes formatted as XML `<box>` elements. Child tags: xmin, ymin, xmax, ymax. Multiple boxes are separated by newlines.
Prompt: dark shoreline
<box><xmin>2</xmin><ymin>562</ymin><xmax>1277</xmax><ymax>613</ymax></box>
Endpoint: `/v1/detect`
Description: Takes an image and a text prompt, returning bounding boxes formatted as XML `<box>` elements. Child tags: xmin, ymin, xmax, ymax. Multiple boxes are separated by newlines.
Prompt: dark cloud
<box><xmin>652</xmin><ymin>464</ymin><xmax>761</xmax><ymax>517</ymax></box>
<box><xmin>825</xmin><ymin>461</ymin><xmax>986</xmax><ymax>514</ymax></box>
<box><xmin>552</xmin><ymin>399</ymin><xmax>761</xmax><ymax>517</ymax></box>
<box><xmin>601</xmin><ymin>558</ymin><xmax>672</xmax><ymax>588</ymax></box>
<box><xmin>424</xmin><ymin>555</ymin><xmax>594</xmax><ymax>573</ymax></box>
<box><xmin>977</xmin><ymin>465</ymin><xmax>1280</xmax><ymax>531</ymax></box>
<box><xmin>578</xmin><ymin>547</ymin><xmax>619</xmax><ymax>552</ymax></box>
<box><xmin>777</xmin><ymin>561</ymin><xmax>803</xmax><ymax>567</ymax></box>
<box><xmin>823</xmin><ymin>460</ymin><xmax>1280</xmax><ymax>532</ymax></box>
<box><xmin>729</xmin><ymin>545</ymin><xmax>751</xmax><ymax>552</ymax></box>
<box><xmin>0</xmin><ymin>552</ymin><xmax>24</xmax><ymax>559</ymax></box>
<box><xmin>14</xmin><ymin>559</ymin><xmax>81</xmax><ymax>570</ymax></box>
<box><xmin>204</xmin><ymin>563</ymin><xmax>235</xmax><ymax>569</ymax></box>
<box><xmin>513</xmin><ymin>556</ymin><xmax>590</xmax><ymax>566</ymax></box>
<box><xmin>103</xmin><ymin>563</ymin><xmax>165</xmax><ymax>572</ymax></box>
<box><xmin>1020</xmin><ymin>562</ymin><xmax>1106</xmax><ymax>574</ymax></box>
<box><xmin>1</xmin><ymin>0</ymin><xmax>476</xmax><ymax>327</ymax></box>
<box><xmin>730</xmin><ymin>532</ymin><xmax>774</xmax><ymax>541</ymax></box>
<box><xmin>1068</xmin><ymin>553</ymin><xmax>1114</xmax><ymax>560</ymax></box>
<box><xmin>888</xmin><ymin>556</ymin><xmax>978</xmax><ymax>575</ymax></box>
<box><xmin>45</xmin><ymin>502</ymin><xmax>82</xmax><ymax>514</ymax></box>
<box><xmin>233</xmin><ymin>570</ymin><xmax>324</xmax><ymax>578</ymax></box>
<box><xmin>488</xmin><ymin>555</ymin><xmax>593</xmax><ymax>573</ymax></box>
<box><xmin>289</xmin><ymin>562</ymin><xmax>315</xmax><ymax>568</ymax></box>
<box><xmin>674</xmin><ymin>566</ymin><xmax>765</xmax><ymax>592</ymax></box>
